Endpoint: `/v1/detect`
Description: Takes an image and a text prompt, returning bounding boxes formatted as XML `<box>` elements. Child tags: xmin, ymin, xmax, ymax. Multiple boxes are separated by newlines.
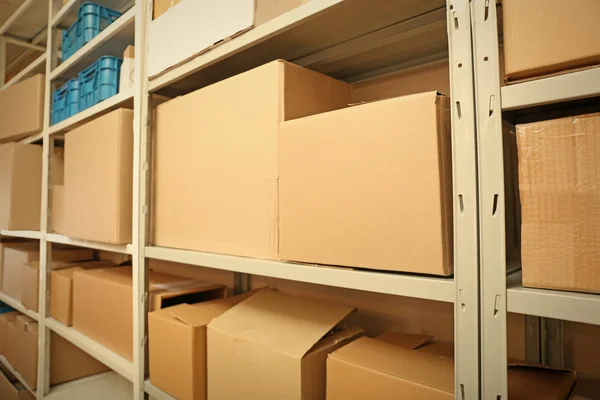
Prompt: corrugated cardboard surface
<box><xmin>1</xmin><ymin>243</ymin><xmax>39</xmax><ymax>301</ymax></box>
<box><xmin>149</xmin><ymin>293</ymin><xmax>252</xmax><ymax>400</ymax></box>
<box><xmin>98</xmin><ymin>250</ymin><xmax>131</xmax><ymax>266</ymax></box>
<box><xmin>279</xmin><ymin>92</ymin><xmax>452</xmax><ymax>275</ymax></box>
<box><xmin>517</xmin><ymin>112</ymin><xmax>600</xmax><ymax>293</ymax></box>
<box><xmin>351</xmin><ymin>61</ymin><xmax>450</xmax><ymax>103</ymax></box>
<box><xmin>0</xmin><ymin>74</ymin><xmax>45</xmax><ymax>142</ymax></box>
<box><xmin>328</xmin><ymin>332</ymin><xmax>576</xmax><ymax>400</ymax></box>
<box><xmin>5</xmin><ymin>317</ymin><xmax>18</xmax><ymax>368</ymax></box>
<box><xmin>153</xmin><ymin>60</ymin><xmax>350</xmax><ymax>260</ymax></box>
<box><xmin>73</xmin><ymin>266</ymin><xmax>226</xmax><ymax>360</ymax></box>
<box><xmin>0</xmin><ymin>312</ymin><xmax>18</xmax><ymax>357</ymax></box>
<box><xmin>502</xmin><ymin>0</ymin><xmax>600</xmax><ymax>81</ymax></box>
<box><xmin>51</xmin><ymin>185</ymin><xmax>66</xmax><ymax>234</ymax></box>
<box><xmin>64</xmin><ymin>108</ymin><xmax>133</xmax><ymax>244</ymax></box>
<box><xmin>0</xmin><ymin>365</ymin><xmax>34</xmax><ymax>400</ymax></box>
<box><xmin>0</xmin><ymin>143</ymin><xmax>42</xmax><ymax>231</ymax></box>
<box><xmin>207</xmin><ymin>289</ymin><xmax>361</xmax><ymax>400</ymax></box>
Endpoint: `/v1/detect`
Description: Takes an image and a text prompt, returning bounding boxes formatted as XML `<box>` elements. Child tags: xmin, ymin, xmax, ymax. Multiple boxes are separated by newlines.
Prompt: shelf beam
<box><xmin>144</xmin><ymin>381</ymin><xmax>176</xmax><ymax>400</ymax></box>
<box><xmin>0</xmin><ymin>0</ymin><xmax>37</xmax><ymax>36</ymax></box>
<box><xmin>2</xmin><ymin>52</ymin><xmax>46</xmax><ymax>90</ymax></box>
<box><xmin>0</xmin><ymin>229</ymin><xmax>42</xmax><ymax>240</ymax></box>
<box><xmin>0</xmin><ymin>355</ymin><xmax>36</xmax><ymax>397</ymax></box>
<box><xmin>47</xmin><ymin>233</ymin><xmax>133</xmax><ymax>254</ymax></box>
<box><xmin>0</xmin><ymin>291</ymin><xmax>39</xmax><ymax>320</ymax></box>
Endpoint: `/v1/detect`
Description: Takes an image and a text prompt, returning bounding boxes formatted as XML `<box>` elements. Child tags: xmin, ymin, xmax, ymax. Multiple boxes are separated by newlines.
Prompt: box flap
<box><xmin>330</xmin><ymin>336</ymin><xmax>454</xmax><ymax>394</ymax></box>
<box><xmin>376</xmin><ymin>332</ymin><xmax>433</xmax><ymax>350</ymax></box>
<box><xmin>508</xmin><ymin>361</ymin><xmax>576</xmax><ymax>400</ymax></box>
<box><xmin>208</xmin><ymin>289</ymin><xmax>355</xmax><ymax>358</ymax></box>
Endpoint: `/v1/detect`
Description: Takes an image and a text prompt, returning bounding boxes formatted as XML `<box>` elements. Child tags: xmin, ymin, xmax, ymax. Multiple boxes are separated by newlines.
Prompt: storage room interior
<box><xmin>0</xmin><ymin>0</ymin><xmax>599</xmax><ymax>399</ymax></box>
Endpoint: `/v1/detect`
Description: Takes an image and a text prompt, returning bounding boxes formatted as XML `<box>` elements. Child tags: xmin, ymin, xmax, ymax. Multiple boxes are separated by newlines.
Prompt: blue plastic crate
<box><xmin>62</xmin><ymin>2</ymin><xmax>122</xmax><ymax>61</ymax></box>
<box><xmin>78</xmin><ymin>56</ymin><xmax>123</xmax><ymax>111</ymax></box>
<box><xmin>52</xmin><ymin>78</ymin><xmax>80</xmax><ymax>125</ymax></box>
<box><xmin>0</xmin><ymin>302</ymin><xmax>14</xmax><ymax>315</ymax></box>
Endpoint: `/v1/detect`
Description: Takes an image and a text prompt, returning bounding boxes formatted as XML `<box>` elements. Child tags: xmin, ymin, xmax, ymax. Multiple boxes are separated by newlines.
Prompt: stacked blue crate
<box><xmin>78</xmin><ymin>56</ymin><xmax>123</xmax><ymax>111</ymax></box>
<box><xmin>51</xmin><ymin>79</ymin><xmax>80</xmax><ymax>125</ymax></box>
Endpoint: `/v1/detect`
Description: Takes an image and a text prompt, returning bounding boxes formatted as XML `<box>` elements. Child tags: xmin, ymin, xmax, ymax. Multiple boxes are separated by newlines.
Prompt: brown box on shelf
<box><xmin>148</xmin><ymin>292</ymin><xmax>253</xmax><ymax>400</ymax></box>
<box><xmin>50</xmin><ymin>261</ymin><xmax>114</xmax><ymax>326</ymax></box>
<box><xmin>97</xmin><ymin>250</ymin><xmax>131</xmax><ymax>266</ymax></box>
<box><xmin>0</xmin><ymin>143</ymin><xmax>42</xmax><ymax>232</ymax></box>
<box><xmin>0</xmin><ymin>74</ymin><xmax>45</xmax><ymax>142</ymax></box>
<box><xmin>5</xmin><ymin>317</ymin><xmax>18</xmax><ymax>369</ymax></box>
<box><xmin>516</xmin><ymin>112</ymin><xmax>600</xmax><ymax>294</ymax></box>
<box><xmin>153</xmin><ymin>60</ymin><xmax>351</xmax><ymax>260</ymax></box>
<box><xmin>51</xmin><ymin>185</ymin><xmax>67</xmax><ymax>235</ymax></box>
<box><xmin>0</xmin><ymin>312</ymin><xmax>18</xmax><ymax>357</ymax></box>
<box><xmin>63</xmin><ymin>108</ymin><xmax>134</xmax><ymax>244</ymax></box>
<box><xmin>207</xmin><ymin>289</ymin><xmax>363</xmax><ymax>400</ymax></box>
<box><xmin>502</xmin><ymin>0</ymin><xmax>600</xmax><ymax>82</ymax></box>
<box><xmin>279</xmin><ymin>92</ymin><xmax>452</xmax><ymax>275</ymax></box>
<box><xmin>327</xmin><ymin>332</ymin><xmax>576</xmax><ymax>400</ymax></box>
<box><xmin>0</xmin><ymin>366</ymin><xmax>34</xmax><ymax>400</ymax></box>
<box><xmin>73</xmin><ymin>266</ymin><xmax>227</xmax><ymax>360</ymax></box>
<box><xmin>16</xmin><ymin>315</ymin><xmax>109</xmax><ymax>390</ymax></box>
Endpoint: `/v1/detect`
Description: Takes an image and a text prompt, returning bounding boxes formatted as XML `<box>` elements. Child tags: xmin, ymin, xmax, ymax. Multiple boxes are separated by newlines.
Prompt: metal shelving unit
<box><xmin>470</xmin><ymin>0</ymin><xmax>600</xmax><ymax>398</ymax></box>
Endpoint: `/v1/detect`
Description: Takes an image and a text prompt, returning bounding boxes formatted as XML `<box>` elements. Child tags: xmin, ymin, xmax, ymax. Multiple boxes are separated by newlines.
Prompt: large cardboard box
<box><xmin>503</xmin><ymin>0</ymin><xmax>600</xmax><ymax>82</ymax></box>
<box><xmin>15</xmin><ymin>315</ymin><xmax>109</xmax><ymax>390</ymax></box>
<box><xmin>5</xmin><ymin>317</ymin><xmax>18</xmax><ymax>368</ymax></box>
<box><xmin>279</xmin><ymin>92</ymin><xmax>452</xmax><ymax>275</ymax></box>
<box><xmin>1</xmin><ymin>244</ymin><xmax>93</xmax><ymax>302</ymax></box>
<box><xmin>153</xmin><ymin>60</ymin><xmax>350</xmax><ymax>259</ymax></box>
<box><xmin>327</xmin><ymin>332</ymin><xmax>576</xmax><ymax>400</ymax></box>
<box><xmin>0</xmin><ymin>312</ymin><xmax>18</xmax><ymax>357</ymax></box>
<box><xmin>516</xmin><ymin>112</ymin><xmax>600</xmax><ymax>294</ymax></box>
<box><xmin>51</xmin><ymin>185</ymin><xmax>67</xmax><ymax>234</ymax></box>
<box><xmin>0</xmin><ymin>74</ymin><xmax>45</xmax><ymax>142</ymax></box>
<box><xmin>149</xmin><ymin>292</ymin><xmax>253</xmax><ymax>400</ymax></box>
<box><xmin>64</xmin><ymin>108</ymin><xmax>133</xmax><ymax>244</ymax></box>
<box><xmin>50</xmin><ymin>261</ymin><xmax>114</xmax><ymax>326</ymax></box>
<box><xmin>0</xmin><ymin>143</ymin><xmax>42</xmax><ymax>231</ymax></box>
<box><xmin>73</xmin><ymin>266</ymin><xmax>227</xmax><ymax>360</ymax></box>
<box><xmin>0</xmin><ymin>367</ymin><xmax>34</xmax><ymax>400</ymax></box>
<box><xmin>207</xmin><ymin>289</ymin><xmax>363</xmax><ymax>399</ymax></box>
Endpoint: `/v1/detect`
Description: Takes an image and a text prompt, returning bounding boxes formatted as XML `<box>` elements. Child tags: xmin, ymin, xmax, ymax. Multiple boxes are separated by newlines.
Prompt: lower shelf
<box><xmin>145</xmin><ymin>380</ymin><xmax>176</xmax><ymax>400</ymax></box>
<box><xmin>0</xmin><ymin>355</ymin><xmax>36</xmax><ymax>398</ymax></box>
<box><xmin>0</xmin><ymin>229</ymin><xmax>41</xmax><ymax>240</ymax></box>
<box><xmin>145</xmin><ymin>246</ymin><xmax>455</xmax><ymax>303</ymax></box>
<box><xmin>45</xmin><ymin>371</ymin><xmax>132</xmax><ymax>400</ymax></box>
<box><xmin>0</xmin><ymin>291</ymin><xmax>38</xmax><ymax>320</ymax></box>
<box><xmin>45</xmin><ymin>318</ymin><xmax>135</xmax><ymax>383</ymax></box>
<box><xmin>46</xmin><ymin>233</ymin><xmax>133</xmax><ymax>254</ymax></box>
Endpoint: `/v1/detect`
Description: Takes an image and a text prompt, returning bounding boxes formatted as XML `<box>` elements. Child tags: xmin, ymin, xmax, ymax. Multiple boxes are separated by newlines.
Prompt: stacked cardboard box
<box><xmin>59</xmin><ymin>108</ymin><xmax>133</xmax><ymax>244</ymax></box>
<box><xmin>0</xmin><ymin>364</ymin><xmax>34</xmax><ymax>400</ymax></box>
<box><xmin>72</xmin><ymin>266</ymin><xmax>227</xmax><ymax>360</ymax></box>
<box><xmin>516</xmin><ymin>112</ymin><xmax>600</xmax><ymax>294</ymax></box>
<box><xmin>503</xmin><ymin>0</ymin><xmax>600</xmax><ymax>82</ymax></box>
<box><xmin>0</xmin><ymin>75</ymin><xmax>45</xmax><ymax>143</ymax></box>
<box><xmin>153</xmin><ymin>60</ymin><xmax>453</xmax><ymax>276</ymax></box>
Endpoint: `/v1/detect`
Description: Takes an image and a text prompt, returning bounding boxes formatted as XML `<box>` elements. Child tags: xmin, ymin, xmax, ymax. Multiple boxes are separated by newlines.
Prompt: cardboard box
<box><xmin>279</xmin><ymin>92</ymin><xmax>452</xmax><ymax>275</ymax></box>
<box><xmin>0</xmin><ymin>367</ymin><xmax>34</xmax><ymax>400</ymax></box>
<box><xmin>149</xmin><ymin>0</ymin><xmax>310</xmax><ymax>76</ymax></box>
<box><xmin>97</xmin><ymin>250</ymin><xmax>131</xmax><ymax>266</ymax></box>
<box><xmin>1</xmin><ymin>244</ymin><xmax>93</xmax><ymax>302</ymax></box>
<box><xmin>516</xmin><ymin>112</ymin><xmax>600</xmax><ymax>294</ymax></box>
<box><xmin>207</xmin><ymin>289</ymin><xmax>363</xmax><ymax>399</ymax></box>
<box><xmin>149</xmin><ymin>292</ymin><xmax>253</xmax><ymax>400</ymax></box>
<box><xmin>327</xmin><ymin>332</ymin><xmax>576</xmax><ymax>400</ymax></box>
<box><xmin>51</xmin><ymin>185</ymin><xmax>67</xmax><ymax>234</ymax></box>
<box><xmin>64</xmin><ymin>108</ymin><xmax>134</xmax><ymax>244</ymax></box>
<box><xmin>52</xmin><ymin>147</ymin><xmax>64</xmax><ymax>186</ymax></box>
<box><xmin>503</xmin><ymin>0</ymin><xmax>600</xmax><ymax>82</ymax></box>
<box><xmin>153</xmin><ymin>60</ymin><xmax>350</xmax><ymax>259</ymax></box>
<box><xmin>50</xmin><ymin>261</ymin><xmax>114</xmax><ymax>326</ymax></box>
<box><xmin>15</xmin><ymin>315</ymin><xmax>109</xmax><ymax>390</ymax></box>
<box><xmin>119</xmin><ymin>46</ymin><xmax>135</xmax><ymax>95</ymax></box>
<box><xmin>73</xmin><ymin>266</ymin><xmax>227</xmax><ymax>360</ymax></box>
<box><xmin>0</xmin><ymin>312</ymin><xmax>18</xmax><ymax>357</ymax></box>
<box><xmin>5</xmin><ymin>316</ymin><xmax>18</xmax><ymax>368</ymax></box>
<box><xmin>0</xmin><ymin>74</ymin><xmax>45</xmax><ymax>142</ymax></box>
<box><xmin>0</xmin><ymin>143</ymin><xmax>42</xmax><ymax>231</ymax></box>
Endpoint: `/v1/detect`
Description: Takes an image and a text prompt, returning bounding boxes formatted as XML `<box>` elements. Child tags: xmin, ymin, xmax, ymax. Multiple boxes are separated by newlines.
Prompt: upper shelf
<box><xmin>507</xmin><ymin>270</ymin><xmax>600</xmax><ymax>326</ymax></box>
<box><xmin>145</xmin><ymin>246</ymin><xmax>455</xmax><ymax>303</ymax></box>
<box><xmin>52</xmin><ymin>0</ymin><xmax>133</xmax><ymax>29</ymax></box>
<box><xmin>0</xmin><ymin>0</ymin><xmax>48</xmax><ymax>39</ymax></box>
<box><xmin>148</xmin><ymin>0</ymin><xmax>448</xmax><ymax>93</ymax></box>
<box><xmin>501</xmin><ymin>66</ymin><xmax>600</xmax><ymax>111</ymax></box>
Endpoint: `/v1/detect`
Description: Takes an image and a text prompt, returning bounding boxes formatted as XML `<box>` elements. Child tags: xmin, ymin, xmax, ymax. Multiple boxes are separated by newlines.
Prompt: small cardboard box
<box><xmin>327</xmin><ymin>332</ymin><xmax>576</xmax><ymax>400</ymax></box>
<box><xmin>15</xmin><ymin>315</ymin><xmax>109</xmax><ymax>390</ymax></box>
<box><xmin>502</xmin><ymin>0</ymin><xmax>600</xmax><ymax>82</ymax></box>
<box><xmin>0</xmin><ymin>312</ymin><xmax>18</xmax><ymax>357</ymax></box>
<box><xmin>279</xmin><ymin>92</ymin><xmax>452</xmax><ymax>275</ymax></box>
<box><xmin>119</xmin><ymin>46</ymin><xmax>135</xmax><ymax>96</ymax></box>
<box><xmin>148</xmin><ymin>292</ymin><xmax>253</xmax><ymax>400</ymax></box>
<box><xmin>207</xmin><ymin>289</ymin><xmax>363</xmax><ymax>399</ymax></box>
<box><xmin>0</xmin><ymin>74</ymin><xmax>45</xmax><ymax>142</ymax></box>
<box><xmin>73</xmin><ymin>266</ymin><xmax>227</xmax><ymax>360</ymax></box>
<box><xmin>0</xmin><ymin>367</ymin><xmax>34</xmax><ymax>400</ymax></box>
<box><xmin>0</xmin><ymin>143</ymin><xmax>42</xmax><ymax>231</ymax></box>
<box><xmin>0</xmin><ymin>243</ymin><xmax>38</xmax><ymax>301</ymax></box>
<box><xmin>516</xmin><ymin>112</ymin><xmax>600</xmax><ymax>294</ymax></box>
<box><xmin>50</xmin><ymin>261</ymin><xmax>114</xmax><ymax>326</ymax></box>
<box><xmin>153</xmin><ymin>60</ymin><xmax>350</xmax><ymax>259</ymax></box>
<box><xmin>64</xmin><ymin>108</ymin><xmax>134</xmax><ymax>244</ymax></box>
